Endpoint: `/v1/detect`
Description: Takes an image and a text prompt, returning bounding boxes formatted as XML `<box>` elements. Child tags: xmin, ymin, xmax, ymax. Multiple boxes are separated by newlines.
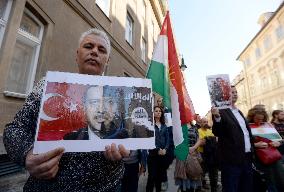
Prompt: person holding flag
<box><xmin>247</xmin><ymin>106</ymin><xmax>284</xmax><ymax>192</ymax></box>
<box><xmin>146</xmin><ymin>11</ymin><xmax>195</xmax><ymax>162</ymax></box>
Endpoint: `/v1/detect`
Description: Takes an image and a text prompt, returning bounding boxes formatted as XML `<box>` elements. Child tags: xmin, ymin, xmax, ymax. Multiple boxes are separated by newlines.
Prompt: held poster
<box><xmin>34</xmin><ymin>71</ymin><xmax>155</xmax><ymax>153</ymax></box>
<box><xmin>206</xmin><ymin>74</ymin><xmax>232</xmax><ymax>109</ymax></box>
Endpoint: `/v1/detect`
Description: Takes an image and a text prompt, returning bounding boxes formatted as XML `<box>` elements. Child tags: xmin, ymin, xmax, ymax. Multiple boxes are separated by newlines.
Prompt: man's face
<box><xmin>200</xmin><ymin>118</ymin><xmax>209</xmax><ymax>128</ymax></box>
<box><xmin>76</xmin><ymin>34</ymin><xmax>109</xmax><ymax>75</ymax></box>
<box><xmin>231</xmin><ymin>87</ymin><xmax>238</xmax><ymax>104</ymax></box>
<box><xmin>278</xmin><ymin>111</ymin><xmax>284</xmax><ymax>122</ymax></box>
<box><xmin>195</xmin><ymin>114</ymin><xmax>201</xmax><ymax>124</ymax></box>
<box><xmin>85</xmin><ymin>86</ymin><xmax>117</xmax><ymax>131</ymax></box>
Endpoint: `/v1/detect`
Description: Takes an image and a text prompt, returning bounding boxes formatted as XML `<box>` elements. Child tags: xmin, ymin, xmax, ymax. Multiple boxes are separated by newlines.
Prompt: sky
<box><xmin>168</xmin><ymin>0</ymin><xmax>282</xmax><ymax>116</ymax></box>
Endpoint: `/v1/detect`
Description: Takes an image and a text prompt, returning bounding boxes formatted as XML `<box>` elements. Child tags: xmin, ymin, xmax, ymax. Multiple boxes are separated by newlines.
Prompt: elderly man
<box><xmin>211</xmin><ymin>86</ymin><xmax>254</xmax><ymax>192</ymax></box>
<box><xmin>4</xmin><ymin>28</ymin><xmax>129</xmax><ymax>191</ymax></box>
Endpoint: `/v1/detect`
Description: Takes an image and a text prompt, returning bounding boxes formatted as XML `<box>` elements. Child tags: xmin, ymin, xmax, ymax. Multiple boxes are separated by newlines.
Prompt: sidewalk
<box><xmin>138</xmin><ymin>160</ymin><xmax>179</xmax><ymax>192</ymax></box>
<box><xmin>0</xmin><ymin>170</ymin><xmax>28</xmax><ymax>192</ymax></box>
<box><xmin>0</xmin><ymin>160</ymin><xmax>221</xmax><ymax>192</ymax></box>
<box><xmin>0</xmin><ymin>162</ymin><xmax>179</xmax><ymax>192</ymax></box>
<box><xmin>138</xmin><ymin>159</ymin><xmax>222</xmax><ymax>192</ymax></box>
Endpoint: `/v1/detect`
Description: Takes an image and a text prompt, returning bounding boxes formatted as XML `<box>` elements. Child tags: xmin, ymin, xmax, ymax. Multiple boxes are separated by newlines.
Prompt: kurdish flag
<box><xmin>146</xmin><ymin>11</ymin><xmax>195</xmax><ymax>160</ymax></box>
<box><xmin>250</xmin><ymin>122</ymin><xmax>282</xmax><ymax>141</ymax></box>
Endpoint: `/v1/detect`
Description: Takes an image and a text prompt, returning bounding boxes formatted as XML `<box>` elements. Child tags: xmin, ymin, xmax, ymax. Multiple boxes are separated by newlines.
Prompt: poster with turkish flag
<box><xmin>33</xmin><ymin>71</ymin><xmax>155</xmax><ymax>153</ymax></box>
<box><xmin>206</xmin><ymin>74</ymin><xmax>232</xmax><ymax>109</ymax></box>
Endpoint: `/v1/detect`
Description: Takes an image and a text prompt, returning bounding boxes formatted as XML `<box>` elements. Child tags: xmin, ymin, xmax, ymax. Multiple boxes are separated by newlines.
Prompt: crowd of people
<box><xmin>3</xmin><ymin>28</ymin><xmax>284</xmax><ymax>192</ymax></box>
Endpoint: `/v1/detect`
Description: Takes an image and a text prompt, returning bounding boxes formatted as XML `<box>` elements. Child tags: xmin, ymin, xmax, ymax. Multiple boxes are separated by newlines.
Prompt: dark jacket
<box><xmin>149</xmin><ymin>124</ymin><xmax>169</xmax><ymax>156</ymax></box>
<box><xmin>212</xmin><ymin>108</ymin><xmax>254</xmax><ymax>165</ymax></box>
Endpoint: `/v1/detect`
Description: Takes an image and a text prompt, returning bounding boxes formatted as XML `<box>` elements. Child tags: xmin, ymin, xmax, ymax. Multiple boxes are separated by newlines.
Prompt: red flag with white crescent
<box><xmin>37</xmin><ymin>82</ymin><xmax>88</xmax><ymax>141</ymax></box>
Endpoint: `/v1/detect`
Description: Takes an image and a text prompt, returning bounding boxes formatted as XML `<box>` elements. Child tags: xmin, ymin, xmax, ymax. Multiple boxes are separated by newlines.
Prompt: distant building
<box><xmin>232</xmin><ymin>71</ymin><xmax>249</xmax><ymax>115</ymax></box>
<box><xmin>0</xmin><ymin>0</ymin><xmax>167</xmax><ymax>155</ymax></box>
<box><xmin>236</xmin><ymin>2</ymin><xmax>284</xmax><ymax>115</ymax></box>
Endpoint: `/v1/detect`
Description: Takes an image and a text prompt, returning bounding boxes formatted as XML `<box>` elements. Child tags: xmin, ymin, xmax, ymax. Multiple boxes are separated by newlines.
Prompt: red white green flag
<box><xmin>146</xmin><ymin>11</ymin><xmax>195</xmax><ymax>160</ymax></box>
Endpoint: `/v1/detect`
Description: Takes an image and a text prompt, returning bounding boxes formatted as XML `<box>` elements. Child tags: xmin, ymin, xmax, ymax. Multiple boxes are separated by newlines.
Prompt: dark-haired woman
<box><xmin>146</xmin><ymin>106</ymin><xmax>169</xmax><ymax>192</ymax></box>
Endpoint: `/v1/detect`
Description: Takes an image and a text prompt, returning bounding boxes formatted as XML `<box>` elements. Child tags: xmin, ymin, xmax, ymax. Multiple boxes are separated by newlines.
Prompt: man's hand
<box><xmin>104</xmin><ymin>143</ymin><xmax>130</xmax><ymax>161</ymax></box>
<box><xmin>189</xmin><ymin>147</ymin><xmax>196</xmax><ymax>154</ymax></box>
<box><xmin>211</xmin><ymin>107</ymin><xmax>220</xmax><ymax>118</ymax></box>
<box><xmin>25</xmin><ymin>147</ymin><xmax>65</xmax><ymax>179</ymax></box>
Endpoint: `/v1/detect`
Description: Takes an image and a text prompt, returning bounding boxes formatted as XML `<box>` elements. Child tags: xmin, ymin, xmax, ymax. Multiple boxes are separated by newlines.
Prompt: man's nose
<box><xmin>99</xmin><ymin>100</ymin><xmax>110</xmax><ymax>112</ymax></box>
<box><xmin>91</xmin><ymin>46</ymin><xmax>98</xmax><ymax>56</ymax></box>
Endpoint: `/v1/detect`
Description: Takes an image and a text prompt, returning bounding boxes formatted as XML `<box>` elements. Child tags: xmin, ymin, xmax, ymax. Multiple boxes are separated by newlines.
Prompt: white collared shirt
<box><xmin>230</xmin><ymin>108</ymin><xmax>251</xmax><ymax>152</ymax></box>
<box><xmin>88</xmin><ymin>126</ymin><xmax>101</xmax><ymax>140</ymax></box>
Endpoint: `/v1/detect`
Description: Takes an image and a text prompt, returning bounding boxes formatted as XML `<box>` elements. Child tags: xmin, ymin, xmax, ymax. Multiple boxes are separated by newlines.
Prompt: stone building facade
<box><xmin>235</xmin><ymin>2</ymin><xmax>284</xmax><ymax>116</ymax></box>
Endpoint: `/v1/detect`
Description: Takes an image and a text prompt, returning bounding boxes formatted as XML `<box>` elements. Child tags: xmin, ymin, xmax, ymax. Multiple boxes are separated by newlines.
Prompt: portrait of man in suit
<box><xmin>64</xmin><ymin>85</ymin><xmax>128</xmax><ymax>140</ymax></box>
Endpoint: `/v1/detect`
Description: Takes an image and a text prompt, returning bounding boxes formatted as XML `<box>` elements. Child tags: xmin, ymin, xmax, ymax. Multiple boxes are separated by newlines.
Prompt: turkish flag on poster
<box><xmin>37</xmin><ymin>82</ymin><xmax>88</xmax><ymax>141</ymax></box>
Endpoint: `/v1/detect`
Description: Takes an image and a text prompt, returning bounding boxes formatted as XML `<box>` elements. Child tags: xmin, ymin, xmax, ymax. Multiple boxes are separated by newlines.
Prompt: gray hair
<box><xmin>78</xmin><ymin>28</ymin><xmax>111</xmax><ymax>56</ymax></box>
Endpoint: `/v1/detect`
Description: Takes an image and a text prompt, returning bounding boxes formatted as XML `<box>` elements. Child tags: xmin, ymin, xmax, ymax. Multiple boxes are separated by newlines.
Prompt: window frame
<box><xmin>275</xmin><ymin>25</ymin><xmax>284</xmax><ymax>41</ymax></box>
<box><xmin>0</xmin><ymin>0</ymin><xmax>13</xmax><ymax>48</ymax></box>
<box><xmin>141</xmin><ymin>37</ymin><xmax>146</xmax><ymax>63</ymax></box>
<box><xmin>255</xmin><ymin>47</ymin><xmax>261</xmax><ymax>60</ymax></box>
<box><xmin>142</xmin><ymin>1</ymin><xmax>146</xmax><ymax>21</ymax></box>
<box><xmin>125</xmin><ymin>12</ymin><xmax>134</xmax><ymax>46</ymax></box>
<box><xmin>263</xmin><ymin>35</ymin><xmax>272</xmax><ymax>51</ymax></box>
<box><xmin>96</xmin><ymin>0</ymin><xmax>110</xmax><ymax>17</ymax></box>
<box><xmin>245</xmin><ymin>57</ymin><xmax>251</xmax><ymax>67</ymax></box>
<box><xmin>4</xmin><ymin>8</ymin><xmax>44</xmax><ymax>98</ymax></box>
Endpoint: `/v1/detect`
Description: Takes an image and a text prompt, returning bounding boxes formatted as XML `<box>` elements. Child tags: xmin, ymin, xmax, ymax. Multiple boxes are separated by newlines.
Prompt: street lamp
<box><xmin>180</xmin><ymin>55</ymin><xmax>187</xmax><ymax>71</ymax></box>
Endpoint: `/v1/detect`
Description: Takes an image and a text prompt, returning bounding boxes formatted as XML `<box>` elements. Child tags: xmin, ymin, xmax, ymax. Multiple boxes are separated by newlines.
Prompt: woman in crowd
<box><xmin>146</xmin><ymin>106</ymin><xmax>169</xmax><ymax>192</ymax></box>
<box><xmin>271</xmin><ymin>109</ymin><xmax>284</xmax><ymax>162</ymax></box>
<box><xmin>247</xmin><ymin>107</ymin><xmax>284</xmax><ymax>192</ymax></box>
<box><xmin>175</xmin><ymin>121</ymin><xmax>204</xmax><ymax>192</ymax></box>
<box><xmin>271</xmin><ymin>110</ymin><xmax>284</xmax><ymax>138</ymax></box>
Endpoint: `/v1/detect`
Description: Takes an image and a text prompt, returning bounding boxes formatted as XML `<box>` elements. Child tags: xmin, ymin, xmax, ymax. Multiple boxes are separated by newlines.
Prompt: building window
<box><xmin>245</xmin><ymin>57</ymin><xmax>251</xmax><ymax>66</ymax></box>
<box><xmin>255</xmin><ymin>47</ymin><xmax>261</xmax><ymax>60</ymax></box>
<box><xmin>96</xmin><ymin>0</ymin><xmax>110</xmax><ymax>17</ymax></box>
<box><xmin>260</xmin><ymin>76</ymin><xmax>268</xmax><ymax>89</ymax></box>
<box><xmin>125</xmin><ymin>12</ymin><xmax>133</xmax><ymax>46</ymax></box>
<box><xmin>142</xmin><ymin>1</ymin><xmax>146</xmax><ymax>21</ymax></box>
<box><xmin>141</xmin><ymin>37</ymin><xmax>146</xmax><ymax>63</ymax></box>
<box><xmin>249</xmin><ymin>75</ymin><xmax>255</xmax><ymax>96</ymax></box>
<box><xmin>263</xmin><ymin>35</ymin><xmax>272</xmax><ymax>51</ymax></box>
<box><xmin>0</xmin><ymin>0</ymin><xmax>12</xmax><ymax>48</ymax></box>
<box><xmin>275</xmin><ymin>25</ymin><xmax>284</xmax><ymax>40</ymax></box>
<box><xmin>271</xmin><ymin>70</ymin><xmax>280</xmax><ymax>87</ymax></box>
<box><xmin>4</xmin><ymin>9</ymin><xmax>44</xmax><ymax>98</ymax></box>
<box><xmin>152</xmin><ymin>20</ymin><xmax>155</xmax><ymax>47</ymax></box>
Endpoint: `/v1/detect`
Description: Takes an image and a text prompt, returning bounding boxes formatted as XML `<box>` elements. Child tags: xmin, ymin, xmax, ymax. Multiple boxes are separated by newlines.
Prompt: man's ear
<box><xmin>102</xmin><ymin>57</ymin><xmax>110</xmax><ymax>75</ymax></box>
<box><xmin>106</xmin><ymin>57</ymin><xmax>110</xmax><ymax>65</ymax></box>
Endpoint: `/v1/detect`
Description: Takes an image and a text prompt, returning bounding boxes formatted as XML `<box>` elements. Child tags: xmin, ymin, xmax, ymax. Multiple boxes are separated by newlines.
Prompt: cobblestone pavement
<box><xmin>0</xmin><ymin>160</ymin><xmax>221</xmax><ymax>192</ymax></box>
<box><xmin>138</xmin><ymin>161</ymin><xmax>179</xmax><ymax>192</ymax></box>
<box><xmin>0</xmin><ymin>170</ymin><xmax>28</xmax><ymax>192</ymax></box>
<box><xmin>138</xmin><ymin>160</ymin><xmax>222</xmax><ymax>192</ymax></box>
